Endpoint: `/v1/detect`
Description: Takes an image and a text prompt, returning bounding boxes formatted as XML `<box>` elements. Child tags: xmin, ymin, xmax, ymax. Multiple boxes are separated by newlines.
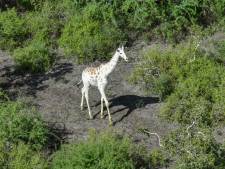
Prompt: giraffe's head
<box><xmin>116</xmin><ymin>46</ymin><xmax>128</xmax><ymax>62</ymax></box>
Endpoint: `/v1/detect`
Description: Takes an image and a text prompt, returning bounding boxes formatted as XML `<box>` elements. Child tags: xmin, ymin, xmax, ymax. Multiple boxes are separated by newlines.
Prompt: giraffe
<box><xmin>80</xmin><ymin>46</ymin><xmax>128</xmax><ymax>125</ymax></box>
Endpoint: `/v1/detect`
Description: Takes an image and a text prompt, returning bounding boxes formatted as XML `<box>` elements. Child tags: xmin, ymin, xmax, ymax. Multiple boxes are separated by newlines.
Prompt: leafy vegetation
<box><xmin>0</xmin><ymin>8</ymin><xmax>28</xmax><ymax>50</ymax></box>
<box><xmin>51</xmin><ymin>130</ymin><xmax>149</xmax><ymax>169</ymax></box>
<box><xmin>1</xmin><ymin>0</ymin><xmax>225</xmax><ymax>71</ymax></box>
<box><xmin>0</xmin><ymin>0</ymin><xmax>225</xmax><ymax>168</ymax></box>
<box><xmin>129</xmin><ymin>42</ymin><xmax>195</xmax><ymax>99</ymax></box>
<box><xmin>130</xmin><ymin>37</ymin><xmax>225</xmax><ymax>168</ymax></box>
<box><xmin>164</xmin><ymin>127</ymin><xmax>225</xmax><ymax>169</ymax></box>
<box><xmin>59</xmin><ymin>8</ymin><xmax>123</xmax><ymax>62</ymax></box>
<box><xmin>149</xmin><ymin>148</ymin><xmax>167</xmax><ymax>168</ymax></box>
<box><xmin>0</xmin><ymin>90</ymin><xmax>49</xmax><ymax>168</ymax></box>
<box><xmin>0</xmin><ymin>101</ymin><xmax>48</xmax><ymax>150</ymax></box>
<box><xmin>13</xmin><ymin>41</ymin><xmax>52</xmax><ymax>73</ymax></box>
<box><xmin>161</xmin><ymin>58</ymin><xmax>225</xmax><ymax>126</ymax></box>
<box><xmin>0</xmin><ymin>141</ymin><xmax>47</xmax><ymax>169</ymax></box>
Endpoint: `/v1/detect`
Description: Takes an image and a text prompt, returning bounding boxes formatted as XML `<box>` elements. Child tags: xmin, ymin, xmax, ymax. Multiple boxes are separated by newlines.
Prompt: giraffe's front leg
<box><xmin>100</xmin><ymin>97</ymin><xmax>104</xmax><ymax>119</ymax></box>
<box><xmin>105</xmin><ymin>99</ymin><xmax>112</xmax><ymax>125</ymax></box>
<box><xmin>99</xmin><ymin>87</ymin><xmax>112</xmax><ymax>125</ymax></box>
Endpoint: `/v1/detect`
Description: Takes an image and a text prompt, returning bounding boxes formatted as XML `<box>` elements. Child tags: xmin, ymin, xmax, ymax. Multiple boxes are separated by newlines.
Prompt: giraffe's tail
<box><xmin>76</xmin><ymin>80</ymin><xmax>82</xmax><ymax>87</ymax></box>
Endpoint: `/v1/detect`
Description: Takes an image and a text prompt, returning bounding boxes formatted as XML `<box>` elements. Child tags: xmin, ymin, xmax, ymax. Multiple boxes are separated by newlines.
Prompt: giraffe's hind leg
<box><xmin>84</xmin><ymin>86</ymin><xmax>93</xmax><ymax>119</ymax></box>
<box><xmin>80</xmin><ymin>87</ymin><xmax>85</xmax><ymax>111</ymax></box>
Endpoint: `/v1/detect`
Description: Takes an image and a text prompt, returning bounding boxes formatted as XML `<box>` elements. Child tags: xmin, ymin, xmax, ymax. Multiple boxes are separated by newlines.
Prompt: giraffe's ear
<box><xmin>122</xmin><ymin>45</ymin><xmax>124</xmax><ymax>50</ymax></box>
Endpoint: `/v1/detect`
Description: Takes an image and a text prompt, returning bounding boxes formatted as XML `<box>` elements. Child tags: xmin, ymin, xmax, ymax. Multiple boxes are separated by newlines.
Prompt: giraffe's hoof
<box><xmin>109</xmin><ymin>120</ymin><xmax>113</xmax><ymax>126</ymax></box>
<box><xmin>100</xmin><ymin>115</ymin><xmax>104</xmax><ymax>119</ymax></box>
<box><xmin>89</xmin><ymin>116</ymin><xmax>93</xmax><ymax>120</ymax></box>
<box><xmin>81</xmin><ymin>107</ymin><xmax>83</xmax><ymax>111</ymax></box>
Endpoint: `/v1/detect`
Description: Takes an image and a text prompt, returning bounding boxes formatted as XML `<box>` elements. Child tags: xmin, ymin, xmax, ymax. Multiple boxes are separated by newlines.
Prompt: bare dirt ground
<box><xmin>0</xmin><ymin>42</ymin><xmax>175</xmax><ymax>149</ymax></box>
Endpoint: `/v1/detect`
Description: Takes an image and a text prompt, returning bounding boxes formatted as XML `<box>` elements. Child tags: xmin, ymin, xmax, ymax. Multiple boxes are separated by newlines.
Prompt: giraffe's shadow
<box><xmin>93</xmin><ymin>95</ymin><xmax>159</xmax><ymax>124</ymax></box>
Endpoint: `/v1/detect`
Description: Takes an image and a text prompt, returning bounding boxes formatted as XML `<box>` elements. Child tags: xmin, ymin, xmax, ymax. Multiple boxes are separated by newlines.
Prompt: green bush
<box><xmin>25</xmin><ymin>2</ymin><xmax>63</xmax><ymax>46</ymax></box>
<box><xmin>0</xmin><ymin>90</ymin><xmax>8</xmax><ymax>103</ymax></box>
<box><xmin>0</xmin><ymin>0</ymin><xmax>45</xmax><ymax>10</ymax></box>
<box><xmin>0</xmin><ymin>140</ymin><xmax>48</xmax><ymax>169</ymax></box>
<box><xmin>59</xmin><ymin>3</ymin><xmax>123</xmax><ymax>62</ymax></box>
<box><xmin>13</xmin><ymin>41</ymin><xmax>53</xmax><ymax>73</ymax></box>
<box><xmin>161</xmin><ymin>58</ymin><xmax>225</xmax><ymax>126</ymax></box>
<box><xmin>25</xmin><ymin>11</ymin><xmax>51</xmax><ymax>46</ymax></box>
<box><xmin>122</xmin><ymin>0</ymin><xmax>160</xmax><ymax>30</ymax></box>
<box><xmin>212</xmin><ymin>76</ymin><xmax>225</xmax><ymax>124</ymax></box>
<box><xmin>0</xmin><ymin>101</ymin><xmax>48</xmax><ymax>150</ymax></box>
<box><xmin>164</xmin><ymin>127</ymin><xmax>225</xmax><ymax>169</ymax></box>
<box><xmin>215</xmin><ymin>40</ymin><xmax>225</xmax><ymax>63</ymax></box>
<box><xmin>149</xmin><ymin>148</ymin><xmax>166</xmax><ymax>168</ymax></box>
<box><xmin>129</xmin><ymin>42</ymin><xmax>196</xmax><ymax>99</ymax></box>
<box><xmin>131</xmin><ymin>40</ymin><xmax>225</xmax><ymax>168</ymax></box>
<box><xmin>152</xmin><ymin>0</ymin><xmax>225</xmax><ymax>41</ymax></box>
<box><xmin>0</xmin><ymin>8</ymin><xmax>28</xmax><ymax>50</ymax></box>
<box><xmin>17</xmin><ymin>0</ymin><xmax>45</xmax><ymax>9</ymax></box>
<box><xmin>51</xmin><ymin>130</ymin><xmax>148</xmax><ymax>169</ymax></box>
<box><xmin>0</xmin><ymin>2</ymin><xmax>62</xmax><ymax>73</ymax></box>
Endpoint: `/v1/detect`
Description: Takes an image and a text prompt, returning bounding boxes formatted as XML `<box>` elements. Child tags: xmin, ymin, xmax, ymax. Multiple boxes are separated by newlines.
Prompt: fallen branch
<box><xmin>139</xmin><ymin>128</ymin><xmax>163</xmax><ymax>147</ymax></box>
<box><xmin>186</xmin><ymin>121</ymin><xmax>196</xmax><ymax>137</ymax></box>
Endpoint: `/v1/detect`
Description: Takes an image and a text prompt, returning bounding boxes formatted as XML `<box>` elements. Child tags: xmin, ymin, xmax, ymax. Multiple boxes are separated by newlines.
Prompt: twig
<box><xmin>186</xmin><ymin>121</ymin><xmax>196</xmax><ymax>137</ymax></box>
<box><xmin>140</xmin><ymin>129</ymin><xmax>163</xmax><ymax>147</ymax></box>
<box><xmin>197</xmin><ymin>131</ymin><xmax>206</xmax><ymax>139</ymax></box>
<box><xmin>189</xmin><ymin>40</ymin><xmax>200</xmax><ymax>63</ymax></box>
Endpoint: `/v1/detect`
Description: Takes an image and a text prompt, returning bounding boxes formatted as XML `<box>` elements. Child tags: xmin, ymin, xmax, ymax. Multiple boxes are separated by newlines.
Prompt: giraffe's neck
<box><xmin>104</xmin><ymin>52</ymin><xmax>119</xmax><ymax>76</ymax></box>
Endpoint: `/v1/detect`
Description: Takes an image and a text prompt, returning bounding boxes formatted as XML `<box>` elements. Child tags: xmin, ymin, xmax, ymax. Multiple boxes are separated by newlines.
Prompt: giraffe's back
<box><xmin>82</xmin><ymin>66</ymin><xmax>100</xmax><ymax>86</ymax></box>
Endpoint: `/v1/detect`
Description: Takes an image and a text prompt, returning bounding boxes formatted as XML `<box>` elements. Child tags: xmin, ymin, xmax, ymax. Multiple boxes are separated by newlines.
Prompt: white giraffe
<box><xmin>80</xmin><ymin>46</ymin><xmax>128</xmax><ymax>125</ymax></box>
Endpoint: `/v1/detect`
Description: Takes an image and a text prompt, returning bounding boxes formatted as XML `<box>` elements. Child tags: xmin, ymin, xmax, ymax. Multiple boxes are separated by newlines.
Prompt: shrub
<box><xmin>0</xmin><ymin>89</ymin><xmax>8</xmax><ymax>103</ymax></box>
<box><xmin>13</xmin><ymin>41</ymin><xmax>53</xmax><ymax>73</ymax></box>
<box><xmin>60</xmin><ymin>18</ymin><xmax>122</xmax><ymax>62</ymax></box>
<box><xmin>0</xmin><ymin>140</ymin><xmax>48</xmax><ymax>169</ymax></box>
<box><xmin>129</xmin><ymin>42</ymin><xmax>197</xmax><ymax>99</ymax></box>
<box><xmin>25</xmin><ymin>11</ymin><xmax>51</xmax><ymax>46</ymax></box>
<box><xmin>153</xmin><ymin>0</ymin><xmax>225</xmax><ymax>41</ymax></box>
<box><xmin>25</xmin><ymin>2</ymin><xmax>63</xmax><ymax>46</ymax></box>
<box><xmin>161</xmin><ymin>58</ymin><xmax>225</xmax><ymax>126</ymax></box>
<box><xmin>121</xmin><ymin>0</ymin><xmax>160</xmax><ymax>30</ymax></box>
<box><xmin>164</xmin><ymin>127</ymin><xmax>225</xmax><ymax>169</ymax></box>
<box><xmin>130</xmin><ymin>39</ymin><xmax>225</xmax><ymax>127</ymax></box>
<box><xmin>0</xmin><ymin>8</ymin><xmax>28</xmax><ymax>50</ymax></box>
<box><xmin>17</xmin><ymin>0</ymin><xmax>45</xmax><ymax>10</ymax></box>
<box><xmin>131</xmin><ymin>38</ymin><xmax>225</xmax><ymax>168</ymax></box>
<box><xmin>211</xmin><ymin>76</ymin><xmax>225</xmax><ymax>124</ymax></box>
<box><xmin>59</xmin><ymin>2</ymin><xmax>123</xmax><ymax>62</ymax></box>
<box><xmin>0</xmin><ymin>0</ymin><xmax>45</xmax><ymax>10</ymax></box>
<box><xmin>215</xmin><ymin>40</ymin><xmax>225</xmax><ymax>63</ymax></box>
<box><xmin>51</xmin><ymin>130</ymin><xmax>148</xmax><ymax>169</ymax></box>
<box><xmin>0</xmin><ymin>101</ymin><xmax>48</xmax><ymax>150</ymax></box>
<box><xmin>149</xmin><ymin>148</ymin><xmax>167</xmax><ymax>168</ymax></box>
